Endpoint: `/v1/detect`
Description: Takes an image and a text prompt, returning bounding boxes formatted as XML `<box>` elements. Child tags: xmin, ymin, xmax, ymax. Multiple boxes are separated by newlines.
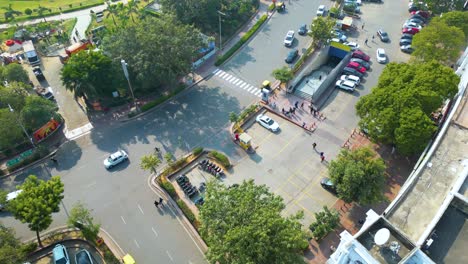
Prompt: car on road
<box><xmin>335</xmin><ymin>80</ymin><xmax>356</xmax><ymax>92</ymax></box>
<box><xmin>346</xmin><ymin>62</ymin><xmax>366</xmax><ymax>73</ymax></box>
<box><xmin>285</xmin><ymin>49</ymin><xmax>299</xmax><ymax>63</ymax></box>
<box><xmin>401</xmin><ymin>33</ymin><xmax>414</xmax><ymax>40</ymax></box>
<box><xmin>284</xmin><ymin>30</ymin><xmax>295</xmax><ymax>47</ymax></box>
<box><xmin>32</xmin><ymin>66</ymin><xmax>45</xmax><ymax>81</ymax></box>
<box><xmin>53</xmin><ymin>244</ymin><xmax>70</xmax><ymax>264</ymax></box>
<box><xmin>377</xmin><ymin>29</ymin><xmax>389</xmax><ymax>42</ymax></box>
<box><xmin>344</xmin><ymin>41</ymin><xmax>360</xmax><ymax>51</ymax></box>
<box><xmin>256</xmin><ymin>114</ymin><xmax>279</xmax><ymax>132</ymax></box>
<box><xmin>340</xmin><ymin>74</ymin><xmax>361</xmax><ymax>85</ymax></box>
<box><xmin>399</xmin><ymin>38</ymin><xmax>412</xmax><ymax>46</ymax></box>
<box><xmin>317</xmin><ymin>5</ymin><xmax>326</xmax><ymax>16</ymax></box>
<box><xmin>75</xmin><ymin>249</ymin><xmax>94</xmax><ymax>264</ymax></box>
<box><xmin>352</xmin><ymin>50</ymin><xmax>370</xmax><ymax>61</ymax></box>
<box><xmin>350</xmin><ymin>58</ymin><xmax>370</xmax><ymax>70</ymax></box>
<box><xmin>298</xmin><ymin>24</ymin><xmax>307</xmax><ymax>35</ymax></box>
<box><xmin>342</xmin><ymin>67</ymin><xmax>364</xmax><ymax>78</ymax></box>
<box><xmin>400</xmin><ymin>45</ymin><xmax>414</xmax><ymax>53</ymax></box>
<box><xmin>103</xmin><ymin>150</ymin><xmax>128</xmax><ymax>169</ymax></box>
<box><xmin>403</xmin><ymin>22</ymin><xmax>422</xmax><ymax>30</ymax></box>
<box><xmin>320</xmin><ymin>178</ymin><xmax>337</xmax><ymax>194</ymax></box>
<box><xmin>402</xmin><ymin>27</ymin><xmax>419</xmax><ymax>35</ymax></box>
<box><xmin>376</xmin><ymin>48</ymin><xmax>387</xmax><ymax>63</ymax></box>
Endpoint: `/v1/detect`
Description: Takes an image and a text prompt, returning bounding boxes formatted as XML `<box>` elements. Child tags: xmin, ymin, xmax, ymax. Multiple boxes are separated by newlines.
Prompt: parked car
<box><xmin>399</xmin><ymin>38</ymin><xmax>412</xmax><ymax>46</ymax></box>
<box><xmin>256</xmin><ymin>114</ymin><xmax>279</xmax><ymax>132</ymax></box>
<box><xmin>335</xmin><ymin>80</ymin><xmax>356</xmax><ymax>92</ymax></box>
<box><xmin>400</xmin><ymin>45</ymin><xmax>414</xmax><ymax>53</ymax></box>
<box><xmin>401</xmin><ymin>33</ymin><xmax>414</xmax><ymax>40</ymax></box>
<box><xmin>320</xmin><ymin>178</ymin><xmax>337</xmax><ymax>194</ymax></box>
<box><xmin>32</xmin><ymin>66</ymin><xmax>45</xmax><ymax>81</ymax></box>
<box><xmin>342</xmin><ymin>67</ymin><xmax>364</xmax><ymax>78</ymax></box>
<box><xmin>344</xmin><ymin>0</ymin><xmax>362</xmax><ymax>5</ymax></box>
<box><xmin>403</xmin><ymin>22</ymin><xmax>422</xmax><ymax>30</ymax></box>
<box><xmin>284</xmin><ymin>30</ymin><xmax>295</xmax><ymax>47</ymax></box>
<box><xmin>410</xmin><ymin>13</ymin><xmax>427</xmax><ymax>22</ymax></box>
<box><xmin>317</xmin><ymin>5</ymin><xmax>326</xmax><ymax>16</ymax></box>
<box><xmin>411</xmin><ymin>10</ymin><xmax>430</xmax><ymax>18</ymax></box>
<box><xmin>402</xmin><ymin>27</ymin><xmax>420</xmax><ymax>35</ymax></box>
<box><xmin>103</xmin><ymin>150</ymin><xmax>128</xmax><ymax>169</ymax></box>
<box><xmin>53</xmin><ymin>244</ymin><xmax>70</xmax><ymax>264</ymax></box>
<box><xmin>340</xmin><ymin>74</ymin><xmax>361</xmax><ymax>85</ymax></box>
<box><xmin>0</xmin><ymin>190</ymin><xmax>23</xmax><ymax>211</ymax></box>
<box><xmin>298</xmin><ymin>24</ymin><xmax>307</xmax><ymax>35</ymax></box>
<box><xmin>75</xmin><ymin>249</ymin><xmax>94</xmax><ymax>264</ymax></box>
<box><xmin>344</xmin><ymin>41</ymin><xmax>360</xmax><ymax>51</ymax></box>
<box><xmin>34</xmin><ymin>86</ymin><xmax>54</xmax><ymax>100</ymax></box>
<box><xmin>285</xmin><ymin>49</ymin><xmax>299</xmax><ymax>63</ymax></box>
<box><xmin>377</xmin><ymin>29</ymin><xmax>389</xmax><ymax>42</ymax></box>
<box><xmin>376</xmin><ymin>48</ymin><xmax>387</xmax><ymax>63</ymax></box>
<box><xmin>352</xmin><ymin>50</ymin><xmax>370</xmax><ymax>61</ymax></box>
<box><xmin>332</xmin><ymin>30</ymin><xmax>348</xmax><ymax>42</ymax></box>
<box><xmin>350</xmin><ymin>58</ymin><xmax>370</xmax><ymax>70</ymax></box>
<box><xmin>407</xmin><ymin>18</ymin><xmax>425</xmax><ymax>25</ymax></box>
<box><xmin>343</xmin><ymin>3</ymin><xmax>360</xmax><ymax>13</ymax></box>
<box><xmin>347</xmin><ymin>62</ymin><xmax>366</xmax><ymax>73</ymax></box>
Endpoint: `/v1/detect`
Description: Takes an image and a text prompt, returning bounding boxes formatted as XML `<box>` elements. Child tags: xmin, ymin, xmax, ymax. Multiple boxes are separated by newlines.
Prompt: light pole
<box><xmin>217</xmin><ymin>10</ymin><xmax>226</xmax><ymax>50</ymax></box>
<box><xmin>8</xmin><ymin>104</ymin><xmax>35</xmax><ymax>148</ymax></box>
<box><xmin>120</xmin><ymin>59</ymin><xmax>138</xmax><ymax>112</ymax></box>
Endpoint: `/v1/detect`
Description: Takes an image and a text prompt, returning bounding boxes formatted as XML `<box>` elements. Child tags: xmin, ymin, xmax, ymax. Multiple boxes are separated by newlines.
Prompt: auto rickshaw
<box><xmin>262</xmin><ymin>80</ymin><xmax>271</xmax><ymax>90</ymax></box>
<box><xmin>238</xmin><ymin>133</ymin><xmax>254</xmax><ymax>153</ymax></box>
<box><xmin>123</xmin><ymin>254</ymin><xmax>136</xmax><ymax>264</ymax></box>
<box><xmin>276</xmin><ymin>2</ymin><xmax>286</xmax><ymax>12</ymax></box>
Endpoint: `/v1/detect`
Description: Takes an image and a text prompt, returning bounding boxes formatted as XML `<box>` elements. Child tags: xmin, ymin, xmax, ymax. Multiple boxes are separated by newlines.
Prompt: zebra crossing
<box><xmin>212</xmin><ymin>69</ymin><xmax>262</xmax><ymax>97</ymax></box>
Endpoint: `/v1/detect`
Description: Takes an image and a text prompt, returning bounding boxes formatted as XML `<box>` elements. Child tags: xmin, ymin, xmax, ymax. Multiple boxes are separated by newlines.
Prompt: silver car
<box><xmin>103</xmin><ymin>150</ymin><xmax>128</xmax><ymax>169</ymax></box>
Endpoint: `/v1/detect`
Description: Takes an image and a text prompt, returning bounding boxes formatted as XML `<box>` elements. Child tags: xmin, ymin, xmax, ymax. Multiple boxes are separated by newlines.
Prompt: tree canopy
<box><xmin>8</xmin><ymin>175</ymin><xmax>64</xmax><ymax>246</ymax></box>
<box><xmin>309</xmin><ymin>17</ymin><xmax>335</xmax><ymax>46</ymax></box>
<box><xmin>435</xmin><ymin>11</ymin><xmax>468</xmax><ymax>38</ymax></box>
<box><xmin>103</xmin><ymin>15</ymin><xmax>203</xmax><ymax>92</ymax></box>
<box><xmin>61</xmin><ymin>50</ymin><xmax>122</xmax><ymax>99</ymax></box>
<box><xmin>272</xmin><ymin>66</ymin><xmax>294</xmax><ymax>83</ymax></box>
<box><xmin>0</xmin><ymin>109</ymin><xmax>25</xmax><ymax>150</ymax></box>
<box><xmin>328</xmin><ymin>147</ymin><xmax>386</xmax><ymax>205</ymax></box>
<box><xmin>67</xmin><ymin>202</ymin><xmax>101</xmax><ymax>241</ymax></box>
<box><xmin>412</xmin><ymin>19</ymin><xmax>465</xmax><ymax>65</ymax></box>
<box><xmin>20</xmin><ymin>96</ymin><xmax>60</xmax><ymax>132</ymax></box>
<box><xmin>140</xmin><ymin>154</ymin><xmax>161</xmax><ymax>174</ymax></box>
<box><xmin>1</xmin><ymin>63</ymin><xmax>30</xmax><ymax>84</ymax></box>
<box><xmin>422</xmin><ymin>0</ymin><xmax>466</xmax><ymax>14</ymax></box>
<box><xmin>199</xmin><ymin>180</ymin><xmax>307</xmax><ymax>264</ymax></box>
<box><xmin>355</xmin><ymin>61</ymin><xmax>459</xmax><ymax>155</ymax></box>
<box><xmin>0</xmin><ymin>222</ymin><xmax>25</xmax><ymax>263</ymax></box>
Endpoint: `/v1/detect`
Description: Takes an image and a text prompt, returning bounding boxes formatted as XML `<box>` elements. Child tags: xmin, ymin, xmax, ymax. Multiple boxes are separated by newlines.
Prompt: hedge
<box><xmin>141</xmin><ymin>84</ymin><xmax>187</xmax><ymax>112</ymax></box>
<box><xmin>208</xmin><ymin>151</ymin><xmax>230</xmax><ymax>168</ymax></box>
<box><xmin>159</xmin><ymin>180</ymin><xmax>177</xmax><ymax>199</ymax></box>
<box><xmin>192</xmin><ymin>147</ymin><xmax>204</xmax><ymax>156</ymax></box>
<box><xmin>293</xmin><ymin>44</ymin><xmax>315</xmax><ymax>73</ymax></box>
<box><xmin>215</xmin><ymin>14</ymin><xmax>268</xmax><ymax>66</ymax></box>
<box><xmin>177</xmin><ymin>200</ymin><xmax>196</xmax><ymax>223</ymax></box>
<box><xmin>6</xmin><ymin>146</ymin><xmax>50</xmax><ymax>172</ymax></box>
<box><xmin>268</xmin><ymin>3</ymin><xmax>276</xmax><ymax>11</ymax></box>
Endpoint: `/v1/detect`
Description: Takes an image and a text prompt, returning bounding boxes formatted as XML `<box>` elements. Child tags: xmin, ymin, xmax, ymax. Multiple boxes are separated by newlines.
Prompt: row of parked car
<box><xmin>400</xmin><ymin>3</ymin><xmax>431</xmax><ymax>54</ymax></box>
<box><xmin>53</xmin><ymin>244</ymin><xmax>94</xmax><ymax>264</ymax></box>
<box><xmin>336</xmin><ymin>50</ymin><xmax>377</xmax><ymax>92</ymax></box>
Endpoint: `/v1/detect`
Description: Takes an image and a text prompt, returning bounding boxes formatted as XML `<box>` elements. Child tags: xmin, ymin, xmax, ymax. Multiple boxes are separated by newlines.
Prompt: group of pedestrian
<box><xmin>154</xmin><ymin>197</ymin><xmax>164</xmax><ymax>207</ymax></box>
<box><xmin>312</xmin><ymin>142</ymin><xmax>326</xmax><ymax>162</ymax></box>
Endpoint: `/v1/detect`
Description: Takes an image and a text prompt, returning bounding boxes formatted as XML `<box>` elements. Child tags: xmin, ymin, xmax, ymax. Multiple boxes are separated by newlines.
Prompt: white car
<box><xmin>284</xmin><ymin>30</ymin><xmax>295</xmax><ymax>47</ymax></box>
<box><xmin>256</xmin><ymin>114</ymin><xmax>280</xmax><ymax>132</ymax></box>
<box><xmin>0</xmin><ymin>190</ymin><xmax>23</xmax><ymax>211</ymax></box>
<box><xmin>344</xmin><ymin>41</ymin><xmax>360</xmax><ymax>51</ymax></box>
<box><xmin>335</xmin><ymin>80</ymin><xmax>356</xmax><ymax>92</ymax></box>
<box><xmin>402</xmin><ymin>22</ymin><xmax>422</xmax><ymax>30</ymax></box>
<box><xmin>103</xmin><ymin>150</ymin><xmax>128</xmax><ymax>169</ymax></box>
<box><xmin>376</xmin><ymin>48</ymin><xmax>387</xmax><ymax>63</ymax></box>
<box><xmin>340</xmin><ymin>74</ymin><xmax>360</xmax><ymax>85</ymax></box>
<box><xmin>317</xmin><ymin>5</ymin><xmax>326</xmax><ymax>16</ymax></box>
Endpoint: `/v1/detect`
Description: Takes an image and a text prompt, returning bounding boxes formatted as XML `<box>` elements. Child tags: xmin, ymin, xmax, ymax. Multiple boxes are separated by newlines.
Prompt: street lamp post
<box><xmin>217</xmin><ymin>10</ymin><xmax>227</xmax><ymax>50</ymax></box>
<box><xmin>120</xmin><ymin>59</ymin><xmax>138</xmax><ymax>112</ymax></box>
<box><xmin>8</xmin><ymin>104</ymin><xmax>35</xmax><ymax>148</ymax></box>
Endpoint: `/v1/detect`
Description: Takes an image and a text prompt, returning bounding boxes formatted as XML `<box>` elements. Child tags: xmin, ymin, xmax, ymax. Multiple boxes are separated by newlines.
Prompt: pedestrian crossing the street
<box><xmin>212</xmin><ymin>69</ymin><xmax>262</xmax><ymax>97</ymax></box>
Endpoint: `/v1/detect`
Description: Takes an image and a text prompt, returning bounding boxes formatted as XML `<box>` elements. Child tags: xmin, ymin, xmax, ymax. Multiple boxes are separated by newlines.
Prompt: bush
<box><xmin>268</xmin><ymin>3</ymin><xmax>276</xmax><ymax>11</ymax></box>
<box><xmin>141</xmin><ymin>84</ymin><xmax>187</xmax><ymax>112</ymax></box>
<box><xmin>171</xmin><ymin>157</ymin><xmax>188</xmax><ymax>170</ymax></box>
<box><xmin>20</xmin><ymin>242</ymin><xmax>38</xmax><ymax>254</ymax></box>
<box><xmin>293</xmin><ymin>44</ymin><xmax>315</xmax><ymax>73</ymax></box>
<box><xmin>238</xmin><ymin>104</ymin><xmax>258</xmax><ymax>121</ymax></box>
<box><xmin>160</xmin><ymin>180</ymin><xmax>177</xmax><ymax>199</ymax></box>
<box><xmin>102</xmin><ymin>248</ymin><xmax>120</xmax><ymax>264</ymax></box>
<box><xmin>6</xmin><ymin>146</ymin><xmax>50</xmax><ymax>172</ymax></box>
<box><xmin>209</xmin><ymin>151</ymin><xmax>230</xmax><ymax>168</ymax></box>
<box><xmin>215</xmin><ymin>14</ymin><xmax>268</xmax><ymax>66</ymax></box>
<box><xmin>177</xmin><ymin>199</ymin><xmax>196</xmax><ymax>223</ymax></box>
<box><xmin>309</xmin><ymin>206</ymin><xmax>340</xmax><ymax>240</ymax></box>
<box><xmin>192</xmin><ymin>147</ymin><xmax>203</xmax><ymax>156</ymax></box>
<box><xmin>24</xmin><ymin>8</ymin><xmax>33</xmax><ymax>15</ymax></box>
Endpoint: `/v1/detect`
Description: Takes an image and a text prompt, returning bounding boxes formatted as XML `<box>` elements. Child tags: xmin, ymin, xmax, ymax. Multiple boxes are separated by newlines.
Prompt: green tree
<box><xmin>329</xmin><ymin>147</ymin><xmax>386</xmax><ymax>204</ymax></box>
<box><xmin>395</xmin><ymin>108</ymin><xmax>437</xmax><ymax>155</ymax></box>
<box><xmin>0</xmin><ymin>109</ymin><xmax>25</xmax><ymax>150</ymax></box>
<box><xmin>103</xmin><ymin>15</ymin><xmax>203</xmax><ymax>92</ymax></box>
<box><xmin>1</xmin><ymin>4</ymin><xmax>22</xmax><ymax>21</ymax></box>
<box><xmin>67</xmin><ymin>202</ymin><xmax>101</xmax><ymax>241</ymax></box>
<box><xmin>229</xmin><ymin>112</ymin><xmax>238</xmax><ymax>123</ymax></box>
<box><xmin>0</xmin><ymin>222</ymin><xmax>26</xmax><ymax>263</ymax></box>
<box><xmin>309</xmin><ymin>16</ymin><xmax>335</xmax><ymax>46</ymax></box>
<box><xmin>0</xmin><ymin>82</ymin><xmax>29</xmax><ymax>111</ymax></box>
<box><xmin>200</xmin><ymin>180</ymin><xmax>307</xmax><ymax>264</ymax></box>
<box><xmin>8</xmin><ymin>175</ymin><xmax>65</xmax><ymax>247</ymax></box>
<box><xmin>2</xmin><ymin>63</ymin><xmax>30</xmax><ymax>84</ymax></box>
<box><xmin>61</xmin><ymin>50</ymin><xmax>120</xmax><ymax>99</ymax></box>
<box><xmin>105</xmin><ymin>1</ymin><xmax>119</xmax><ymax>26</ymax></box>
<box><xmin>126</xmin><ymin>0</ymin><xmax>140</xmax><ymax>23</ymax></box>
<box><xmin>272</xmin><ymin>66</ymin><xmax>294</xmax><ymax>83</ymax></box>
<box><xmin>422</xmin><ymin>0</ymin><xmax>465</xmax><ymax>13</ymax></box>
<box><xmin>436</xmin><ymin>11</ymin><xmax>468</xmax><ymax>38</ymax></box>
<box><xmin>412</xmin><ymin>20</ymin><xmax>465</xmax><ymax>65</ymax></box>
<box><xmin>309</xmin><ymin>206</ymin><xmax>340</xmax><ymax>240</ymax></box>
<box><xmin>24</xmin><ymin>8</ymin><xmax>32</xmax><ymax>16</ymax></box>
<box><xmin>140</xmin><ymin>154</ymin><xmax>161</xmax><ymax>173</ymax></box>
<box><xmin>356</xmin><ymin>61</ymin><xmax>459</xmax><ymax>155</ymax></box>
<box><xmin>20</xmin><ymin>96</ymin><xmax>61</xmax><ymax>132</ymax></box>
<box><xmin>34</xmin><ymin>5</ymin><xmax>51</xmax><ymax>22</ymax></box>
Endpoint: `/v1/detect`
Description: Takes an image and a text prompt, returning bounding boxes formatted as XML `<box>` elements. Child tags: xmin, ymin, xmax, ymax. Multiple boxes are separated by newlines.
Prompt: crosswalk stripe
<box><xmin>242</xmin><ymin>84</ymin><xmax>249</xmax><ymax>89</ymax></box>
<box><xmin>218</xmin><ymin>72</ymin><xmax>227</xmax><ymax>78</ymax></box>
<box><xmin>246</xmin><ymin>86</ymin><xmax>253</xmax><ymax>92</ymax></box>
<box><xmin>225</xmin><ymin>75</ymin><xmax>233</xmax><ymax>81</ymax></box>
<box><xmin>230</xmin><ymin>77</ymin><xmax>238</xmax><ymax>83</ymax></box>
<box><xmin>257</xmin><ymin>93</ymin><xmax>262</xmax><ymax>97</ymax></box>
<box><xmin>213</xmin><ymin>69</ymin><xmax>220</xmax><ymax>74</ymax></box>
<box><xmin>251</xmin><ymin>88</ymin><xmax>259</xmax><ymax>94</ymax></box>
<box><xmin>233</xmin><ymin>79</ymin><xmax>242</xmax><ymax>85</ymax></box>
<box><xmin>239</xmin><ymin>82</ymin><xmax>246</xmax><ymax>88</ymax></box>
<box><xmin>254</xmin><ymin>90</ymin><xmax>262</xmax><ymax>96</ymax></box>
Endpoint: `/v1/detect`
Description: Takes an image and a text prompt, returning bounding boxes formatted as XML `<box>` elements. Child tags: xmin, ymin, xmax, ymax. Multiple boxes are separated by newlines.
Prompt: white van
<box><xmin>23</xmin><ymin>40</ymin><xmax>40</xmax><ymax>65</ymax></box>
<box><xmin>0</xmin><ymin>190</ymin><xmax>23</xmax><ymax>211</ymax></box>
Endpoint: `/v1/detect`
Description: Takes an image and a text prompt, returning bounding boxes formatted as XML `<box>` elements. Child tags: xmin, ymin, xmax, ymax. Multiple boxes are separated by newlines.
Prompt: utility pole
<box><xmin>121</xmin><ymin>59</ymin><xmax>138</xmax><ymax>112</ymax></box>
<box><xmin>8</xmin><ymin>104</ymin><xmax>35</xmax><ymax>148</ymax></box>
<box><xmin>217</xmin><ymin>10</ymin><xmax>227</xmax><ymax>50</ymax></box>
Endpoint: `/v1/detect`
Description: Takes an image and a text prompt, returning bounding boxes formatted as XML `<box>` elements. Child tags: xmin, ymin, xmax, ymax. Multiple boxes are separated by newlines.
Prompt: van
<box><xmin>0</xmin><ymin>190</ymin><xmax>23</xmax><ymax>211</ymax></box>
<box><xmin>22</xmin><ymin>40</ymin><xmax>40</xmax><ymax>65</ymax></box>
<box><xmin>53</xmin><ymin>244</ymin><xmax>70</xmax><ymax>264</ymax></box>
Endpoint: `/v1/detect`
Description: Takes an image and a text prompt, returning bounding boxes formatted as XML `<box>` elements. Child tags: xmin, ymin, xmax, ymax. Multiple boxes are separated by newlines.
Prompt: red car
<box><xmin>402</xmin><ymin>27</ymin><xmax>420</xmax><ymax>35</ymax></box>
<box><xmin>411</xmin><ymin>10</ymin><xmax>430</xmax><ymax>18</ymax></box>
<box><xmin>346</xmin><ymin>62</ymin><xmax>366</xmax><ymax>73</ymax></box>
<box><xmin>352</xmin><ymin>51</ymin><xmax>370</xmax><ymax>62</ymax></box>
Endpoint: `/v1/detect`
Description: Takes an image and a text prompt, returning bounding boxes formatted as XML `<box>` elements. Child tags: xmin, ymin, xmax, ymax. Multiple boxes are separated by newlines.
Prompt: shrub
<box><xmin>103</xmin><ymin>248</ymin><xmax>120</xmax><ymax>264</ymax></box>
<box><xmin>209</xmin><ymin>151</ymin><xmax>230</xmax><ymax>168</ymax></box>
<box><xmin>171</xmin><ymin>157</ymin><xmax>188</xmax><ymax>170</ymax></box>
<box><xmin>160</xmin><ymin>180</ymin><xmax>177</xmax><ymax>199</ymax></box>
<box><xmin>141</xmin><ymin>84</ymin><xmax>187</xmax><ymax>112</ymax></box>
<box><xmin>238</xmin><ymin>104</ymin><xmax>258</xmax><ymax>121</ymax></box>
<box><xmin>6</xmin><ymin>146</ymin><xmax>50</xmax><ymax>172</ymax></box>
<box><xmin>192</xmin><ymin>147</ymin><xmax>203</xmax><ymax>156</ymax></box>
<box><xmin>293</xmin><ymin>44</ymin><xmax>315</xmax><ymax>73</ymax></box>
<box><xmin>215</xmin><ymin>14</ymin><xmax>268</xmax><ymax>66</ymax></box>
<box><xmin>268</xmin><ymin>3</ymin><xmax>276</xmax><ymax>11</ymax></box>
<box><xmin>24</xmin><ymin>8</ymin><xmax>33</xmax><ymax>15</ymax></box>
<box><xmin>177</xmin><ymin>199</ymin><xmax>196</xmax><ymax>223</ymax></box>
<box><xmin>309</xmin><ymin>206</ymin><xmax>340</xmax><ymax>240</ymax></box>
<box><xmin>20</xmin><ymin>242</ymin><xmax>38</xmax><ymax>254</ymax></box>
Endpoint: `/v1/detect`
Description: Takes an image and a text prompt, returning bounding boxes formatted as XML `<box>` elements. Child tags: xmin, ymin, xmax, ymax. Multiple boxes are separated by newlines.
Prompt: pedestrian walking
<box><xmin>282</xmin><ymin>108</ymin><xmax>285</xmax><ymax>114</ymax></box>
<box><xmin>361</xmin><ymin>23</ymin><xmax>365</xmax><ymax>29</ymax></box>
<box><xmin>73</xmin><ymin>36</ymin><xmax>77</xmax><ymax>43</ymax></box>
<box><xmin>365</xmin><ymin>38</ymin><xmax>368</xmax><ymax>45</ymax></box>
<box><xmin>320</xmin><ymin>152</ymin><xmax>324</xmax><ymax>157</ymax></box>
<box><xmin>292</xmin><ymin>107</ymin><xmax>296</xmax><ymax>114</ymax></box>
<box><xmin>301</xmin><ymin>102</ymin><xmax>304</xmax><ymax>108</ymax></box>
<box><xmin>295</xmin><ymin>101</ymin><xmax>299</xmax><ymax>108</ymax></box>
<box><xmin>319</xmin><ymin>75</ymin><xmax>322</xmax><ymax>80</ymax></box>
<box><xmin>302</xmin><ymin>122</ymin><xmax>306</xmax><ymax>128</ymax></box>
<box><xmin>154</xmin><ymin>200</ymin><xmax>159</xmax><ymax>207</ymax></box>
<box><xmin>289</xmin><ymin>107</ymin><xmax>293</xmax><ymax>113</ymax></box>
<box><xmin>321</xmin><ymin>155</ymin><xmax>325</xmax><ymax>162</ymax></box>
<box><xmin>372</xmin><ymin>35</ymin><xmax>375</xmax><ymax>41</ymax></box>
<box><xmin>310</xmin><ymin>105</ymin><xmax>313</xmax><ymax>114</ymax></box>
<box><xmin>159</xmin><ymin>197</ymin><xmax>163</xmax><ymax>204</ymax></box>
<box><xmin>312</xmin><ymin>143</ymin><xmax>317</xmax><ymax>149</ymax></box>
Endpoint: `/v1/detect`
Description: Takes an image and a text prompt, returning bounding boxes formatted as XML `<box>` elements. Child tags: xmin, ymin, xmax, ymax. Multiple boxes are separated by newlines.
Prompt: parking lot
<box><xmin>29</xmin><ymin>240</ymin><xmax>103</xmax><ymax>264</ymax></box>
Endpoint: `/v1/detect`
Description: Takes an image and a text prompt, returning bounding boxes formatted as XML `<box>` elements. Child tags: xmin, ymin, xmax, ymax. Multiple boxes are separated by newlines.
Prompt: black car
<box><xmin>350</xmin><ymin>58</ymin><xmax>370</xmax><ymax>70</ymax></box>
<box><xmin>320</xmin><ymin>178</ymin><xmax>337</xmax><ymax>194</ymax></box>
<box><xmin>32</xmin><ymin>66</ymin><xmax>45</xmax><ymax>81</ymax></box>
<box><xmin>342</xmin><ymin>67</ymin><xmax>364</xmax><ymax>78</ymax></box>
<box><xmin>401</xmin><ymin>33</ymin><xmax>414</xmax><ymax>40</ymax></box>
<box><xmin>399</xmin><ymin>38</ymin><xmax>412</xmax><ymax>46</ymax></box>
<box><xmin>298</xmin><ymin>24</ymin><xmax>307</xmax><ymax>35</ymax></box>
<box><xmin>410</xmin><ymin>14</ymin><xmax>427</xmax><ymax>23</ymax></box>
<box><xmin>285</xmin><ymin>49</ymin><xmax>299</xmax><ymax>64</ymax></box>
<box><xmin>377</xmin><ymin>29</ymin><xmax>389</xmax><ymax>42</ymax></box>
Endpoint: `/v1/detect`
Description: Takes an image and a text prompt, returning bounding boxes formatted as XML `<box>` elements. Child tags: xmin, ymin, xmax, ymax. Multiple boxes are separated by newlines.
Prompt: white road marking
<box><xmin>246</xmin><ymin>86</ymin><xmax>253</xmax><ymax>92</ymax></box>
<box><xmin>229</xmin><ymin>77</ymin><xmax>238</xmax><ymax>83</ymax></box>
<box><xmin>120</xmin><ymin>216</ymin><xmax>126</xmax><ymax>224</ymax></box>
<box><xmin>152</xmin><ymin>227</ymin><xmax>159</xmax><ymax>237</ymax></box>
<box><xmin>212</xmin><ymin>69</ymin><xmax>220</xmax><ymax>74</ymax></box>
<box><xmin>233</xmin><ymin>79</ymin><xmax>241</xmax><ymax>85</ymax></box>
<box><xmin>257</xmin><ymin>93</ymin><xmax>262</xmax><ymax>97</ymax></box>
<box><xmin>250</xmin><ymin>88</ymin><xmax>259</xmax><ymax>94</ymax></box>
<box><xmin>218</xmin><ymin>71</ymin><xmax>227</xmax><ymax>78</ymax></box>
<box><xmin>134</xmin><ymin>239</ymin><xmax>140</xmax><ymax>248</ymax></box>
<box><xmin>137</xmin><ymin>204</ymin><xmax>144</xmax><ymax>215</ymax></box>
<box><xmin>166</xmin><ymin>250</ymin><xmax>174</xmax><ymax>262</ymax></box>
<box><xmin>239</xmin><ymin>82</ymin><xmax>246</xmax><ymax>88</ymax></box>
<box><xmin>254</xmin><ymin>90</ymin><xmax>262</xmax><ymax>96</ymax></box>
<box><xmin>225</xmin><ymin>75</ymin><xmax>233</xmax><ymax>81</ymax></box>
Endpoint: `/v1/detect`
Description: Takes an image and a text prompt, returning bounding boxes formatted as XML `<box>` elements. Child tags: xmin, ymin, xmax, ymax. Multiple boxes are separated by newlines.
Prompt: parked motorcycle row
<box><xmin>176</xmin><ymin>175</ymin><xmax>198</xmax><ymax>198</ymax></box>
<box><xmin>198</xmin><ymin>159</ymin><xmax>225</xmax><ymax>178</ymax></box>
